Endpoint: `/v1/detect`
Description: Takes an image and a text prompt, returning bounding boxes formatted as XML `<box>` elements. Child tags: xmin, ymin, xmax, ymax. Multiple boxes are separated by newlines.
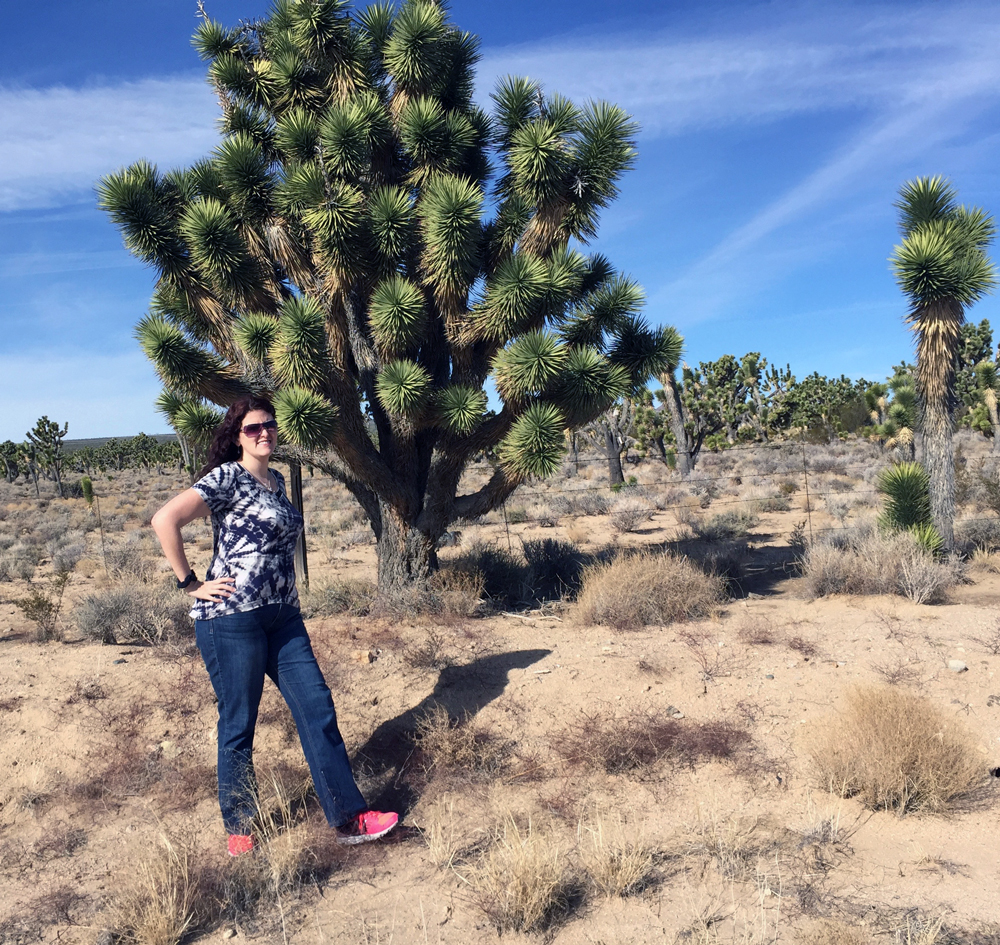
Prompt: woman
<box><xmin>151</xmin><ymin>395</ymin><xmax>397</xmax><ymax>856</ymax></box>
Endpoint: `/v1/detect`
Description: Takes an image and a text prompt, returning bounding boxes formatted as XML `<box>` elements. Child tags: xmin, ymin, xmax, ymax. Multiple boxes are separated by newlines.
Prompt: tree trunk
<box><xmin>922</xmin><ymin>397</ymin><xmax>955</xmax><ymax>551</ymax></box>
<box><xmin>375</xmin><ymin>502</ymin><xmax>438</xmax><ymax>601</ymax></box>
<box><xmin>287</xmin><ymin>461</ymin><xmax>309</xmax><ymax>590</ymax></box>
<box><xmin>605</xmin><ymin>428</ymin><xmax>624</xmax><ymax>485</ymax></box>
<box><xmin>987</xmin><ymin>395</ymin><xmax>1000</xmax><ymax>454</ymax></box>
<box><xmin>662</xmin><ymin>373</ymin><xmax>693</xmax><ymax>477</ymax></box>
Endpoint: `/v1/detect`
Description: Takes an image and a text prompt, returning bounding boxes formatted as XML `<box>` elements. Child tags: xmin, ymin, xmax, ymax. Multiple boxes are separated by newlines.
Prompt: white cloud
<box><xmin>0</xmin><ymin>351</ymin><xmax>165</xmax><ymax>440</ymax></box>
<box><xmin>0</xmin><ymin>76</ymin><xmax>219</xmax><ymax>211</ymax></box>
<box><xmin>477</xmin><ymin>2</ymin><xmax>1000</xmax><ymax>137</ymax></box>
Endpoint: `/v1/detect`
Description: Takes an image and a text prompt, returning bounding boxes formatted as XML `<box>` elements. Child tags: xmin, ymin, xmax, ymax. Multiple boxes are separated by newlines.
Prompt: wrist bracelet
<box><xmin>176</xmin><ymin>570</ymin><xmax>198</xmax><ymax>589</ymax></box>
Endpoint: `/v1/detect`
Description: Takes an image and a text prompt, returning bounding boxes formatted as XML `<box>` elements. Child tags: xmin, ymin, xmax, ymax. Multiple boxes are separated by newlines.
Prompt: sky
<box><xmin>3</xmin><ymin>0</ymin><xmax>1000</xmax><ymax>440</ymax></box>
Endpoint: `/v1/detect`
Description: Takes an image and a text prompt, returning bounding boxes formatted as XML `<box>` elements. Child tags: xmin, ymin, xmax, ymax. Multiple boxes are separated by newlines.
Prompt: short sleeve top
<box><xmin>189</xmin><ymin>462</ymin><xmax>304</xmax><ymax>620</ymax></box>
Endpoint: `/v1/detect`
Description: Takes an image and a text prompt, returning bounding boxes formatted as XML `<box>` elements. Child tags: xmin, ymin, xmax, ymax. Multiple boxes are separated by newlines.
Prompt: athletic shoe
<box><xmin>336</xmin><ymin>810</ymin><xmax>399</xmax><ymax>845</ymax></box>
<box><xmin>228</xmin><ymin>834</ymin><xmax>255</xmax><ymax>857</ymax></box>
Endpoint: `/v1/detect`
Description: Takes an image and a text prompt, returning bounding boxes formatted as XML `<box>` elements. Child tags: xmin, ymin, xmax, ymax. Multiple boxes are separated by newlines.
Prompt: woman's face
<box><xmin>237</xmin><ymin>409</ymin><xmax>277</xmax><ymax>463</ymax></box>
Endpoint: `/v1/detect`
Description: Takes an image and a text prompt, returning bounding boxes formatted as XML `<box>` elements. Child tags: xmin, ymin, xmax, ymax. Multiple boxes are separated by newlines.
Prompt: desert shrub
<box><xmin>10</xmin><ymin>544</ymin><xmax>39</xmax><ymax>581</ymax></box>
<box><xmin>808</xmin><ymin>685</ymin><xmax>985</xmax><ymax>813</ymax></box>
<box><xmin>803</xmin><ymin>524</ymin><xmax>961</xmax><ymax>604</ymax></box>
<box><xmin>468</xmin><ymin>816</ymin><xmax>574</xmax><ymax>934</ymax></box>
<box><xmin>567</xmin><ymin>491</ymin><xmax>611</xmax><ymax>516</ymax></box>
<box><xmin>556</xmin><ymin>708</ymin><xmax>750</xmax><ymax>774</ymax></box>
<box><xmin>74</xmin><ymin>584</ymin><xmax>191</xmax><ymax>645</ymax></box>
<box><xmin>52</xmin><ymin>543</ymin><xmax>86</xmax><ymax>576</ymax></box>
<box><xmin>506</xmin><ymin>506</ymin><xmax>528</xmax><ymax>524</ymax></box>
<box><xmin>101</xmin><ymin>513</ymin><xmax>126</xmax><ymax>532</ymax></box>
<box><xmin>15</xmin><ymin>576</ymin><xmax>70</xmax><ymax>642</ymax></box>
<box><xmin>526</xmin><ymin>502</ymin><xmax>558</xmax><ymax>527</ymax></box>
<box><xmin>299</xmin><ymin>579</ymin><xmax>374</xmax><ymax>617</ymax></box>
<box><xmin>105</xmin><ymin>537</ymin><xmax>153</xmax><ymax>582</ymax></box>
<box><xmin>955</xmin><ymin>516</ymin><xmax>1000</xmax><ymax>553</ymax></box>
<box><xmin>877</xmin><ymin>462</ymin><xmax>941</xmax><ymax>553</ymax></box>
<box><xmin>690</xmin><ymin>508</ymin><xmax>760</xmax><ymax>542</ymax></box>
<box><xmin>453</xmin><ymin>540</ymin><xmax>524</xmax><ymax>608</ymax></box>
<box><xmin>610</xmin><ymin>497</ymin><xmax>653</xmax><ymax>534</ymax></box>
<box><xmin>577</xmin><ymin>551</ymin><xmax>724</xmax><ymax>629</ymax></box>
<box><xmin>416</xmin><ymin>704</ymin><xmax>513</xmax><ymax>779</ymax></box>
<box><xmin>522</xmin><ymin>538</ymin><xmax>586</xmax><ymax>602</ymax></box>
<box><xmin>428</xmin><ymin>567</ymin><xmax>484</xmax><ymax>616</ymax></box>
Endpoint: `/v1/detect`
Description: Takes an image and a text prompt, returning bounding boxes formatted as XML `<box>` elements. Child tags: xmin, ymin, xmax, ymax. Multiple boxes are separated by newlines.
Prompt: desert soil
<box><xmin>2</xmin><ymin>445</ymin><xmax>1000</xmax><ymax>945</ymax></box>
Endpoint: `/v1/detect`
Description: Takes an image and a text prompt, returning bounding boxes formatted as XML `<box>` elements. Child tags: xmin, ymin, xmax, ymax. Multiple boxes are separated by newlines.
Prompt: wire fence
<box><xmin>9</xmin><ymin>438</ymin><xmax>1000</xmax><ymax>568</ymax></box>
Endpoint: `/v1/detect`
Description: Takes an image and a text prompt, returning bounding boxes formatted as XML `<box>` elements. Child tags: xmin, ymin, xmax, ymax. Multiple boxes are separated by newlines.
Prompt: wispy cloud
<box><xmin>0</xmin><ymin>76</ymin><xmax>218</xmax><ymax>211</ymax></box>
<box><xmin>477</xmin><ymin>2</ymin><xmax>1000</xmax><ymax>137</ymax></box>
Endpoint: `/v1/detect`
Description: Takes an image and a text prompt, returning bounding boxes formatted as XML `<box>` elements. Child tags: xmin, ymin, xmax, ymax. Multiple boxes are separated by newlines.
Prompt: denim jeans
<box><xmin>195</xmin><ymin>603</ymin><xmax>367</xmax><ymax>834</ymax></box>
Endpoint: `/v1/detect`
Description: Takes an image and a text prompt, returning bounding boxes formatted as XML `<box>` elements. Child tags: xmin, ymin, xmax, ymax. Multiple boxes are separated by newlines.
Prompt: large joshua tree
<box><xmin>99</xmin><ymin>0</ymin><xmax>674</xmax><ymax>596</ymax></box>
<box><xmin>891</xmin><ymin>176</ymin><xmax>996</xmax><ymax>550</ymax></box>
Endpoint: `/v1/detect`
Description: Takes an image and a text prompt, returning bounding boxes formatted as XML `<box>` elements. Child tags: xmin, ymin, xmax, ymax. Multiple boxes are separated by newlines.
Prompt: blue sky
<box><xmin>3</xmin><ymin>0</ymin><xmax>1000</xmax><ymax>440</ymax></box>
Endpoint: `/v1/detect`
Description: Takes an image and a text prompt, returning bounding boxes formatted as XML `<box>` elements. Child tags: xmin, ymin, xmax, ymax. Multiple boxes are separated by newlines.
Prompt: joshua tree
<box><xmin>99</xmin><ymin>0</ymin><xmax>673</xmax><ymax>596</ymax></box>
<box><xmin>0</xmin><ymin>441</ymin><xmax>18</xmax><ymax>484</ymax></box>
<box><xmin>891</xmin><ymin>176</ymin><xmax>996</xmax><ymax>550</ymax></box>
<box><xmin>970</xmin><ymin>360</ymin><xmax>1000</xmax><ymax>453</ymax></box>
<box><xmin>580</xmin><ymin>398</ymin><xmax>636</xmax><ymax>486</ymax></box>
<box><xmin>26</xmin><ymin>416</ymin><xmax>68</xmax><ymax>498</ymax></box>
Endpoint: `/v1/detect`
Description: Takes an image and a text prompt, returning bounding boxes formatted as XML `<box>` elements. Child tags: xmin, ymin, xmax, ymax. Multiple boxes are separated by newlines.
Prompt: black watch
<box><xmin>177</xmin><ymin>570</ymin><xmax>198</xmax><ymax>589</ymax></box>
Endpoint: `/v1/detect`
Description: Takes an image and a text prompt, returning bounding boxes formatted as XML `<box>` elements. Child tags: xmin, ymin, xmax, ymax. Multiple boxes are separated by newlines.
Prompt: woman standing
<box><xmin>151</xmin><ymin>395</ymin><xmax>397</xmax><ymax>856</ymax></box>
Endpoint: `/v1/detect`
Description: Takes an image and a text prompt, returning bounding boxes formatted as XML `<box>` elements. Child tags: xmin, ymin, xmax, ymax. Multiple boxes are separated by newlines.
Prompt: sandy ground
<box><xmin>3</xmin><ymin>454</ymin><xmax>1000</xmax><ymax>945</ymax></box>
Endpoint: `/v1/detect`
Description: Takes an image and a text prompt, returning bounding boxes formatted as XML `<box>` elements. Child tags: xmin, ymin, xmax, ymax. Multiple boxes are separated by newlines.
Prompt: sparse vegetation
<box><xmin>808</xmin><ymin>685</ymin><xmax>985</xmax><ymax>813</ymax></box>
<box><xmin>577</xmin><ymin>550</ymin><xmax>724</xmax><ymax>629</ymax></box>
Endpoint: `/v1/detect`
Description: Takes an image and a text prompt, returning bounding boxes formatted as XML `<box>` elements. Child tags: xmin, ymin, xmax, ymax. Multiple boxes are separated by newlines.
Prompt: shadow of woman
<box><xmin>351</xmin><ymin>647</ymin><xmax>551</xmax><ymax>816</ymax></box>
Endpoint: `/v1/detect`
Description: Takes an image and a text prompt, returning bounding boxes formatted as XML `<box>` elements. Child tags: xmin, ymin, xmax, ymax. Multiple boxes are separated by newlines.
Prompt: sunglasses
<box><xmin>241</xmin><ymin>419</ymin><xmax>278</xmax><ymax>438</ymax></box>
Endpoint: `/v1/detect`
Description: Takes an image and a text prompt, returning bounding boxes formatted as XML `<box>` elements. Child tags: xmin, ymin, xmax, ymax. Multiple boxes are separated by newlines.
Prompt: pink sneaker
<box><xmin>336</xmin><ymin>810</ymin><xmax>399</xmax><ymax>845</ymax></box>
<box><xmin>228</xmin><ymin>834</ymin><xmax>255</xmax><ymax>857</ymax></box>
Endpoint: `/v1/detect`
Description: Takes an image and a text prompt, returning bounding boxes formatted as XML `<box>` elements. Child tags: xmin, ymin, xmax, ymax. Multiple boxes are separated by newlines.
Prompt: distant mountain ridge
<box><xmin>62</xmin><ymin>434</ymin><xmax>176</xmax><ymax>452</ymax></box>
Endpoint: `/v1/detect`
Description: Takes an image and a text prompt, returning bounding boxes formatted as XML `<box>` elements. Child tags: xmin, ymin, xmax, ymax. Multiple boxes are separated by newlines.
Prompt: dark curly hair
<box><xmin>198</xmin><ymin>395</ymin><xmax>276</xmax><ymax>479</ymax></box>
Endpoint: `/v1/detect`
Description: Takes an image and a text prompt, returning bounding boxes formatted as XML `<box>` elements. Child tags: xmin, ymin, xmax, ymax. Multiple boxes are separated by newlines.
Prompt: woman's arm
<box><xmin>151</xmin><ymin>489</ymin><xmax>234</xmax><ymax>603</ymax></box>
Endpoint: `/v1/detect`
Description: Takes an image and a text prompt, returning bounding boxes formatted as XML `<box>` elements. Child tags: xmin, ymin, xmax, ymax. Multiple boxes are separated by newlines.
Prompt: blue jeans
<box><xmin>195</xmin><ymin>603</ymin><xmax>367</xmax><ymax>834</ymax></box>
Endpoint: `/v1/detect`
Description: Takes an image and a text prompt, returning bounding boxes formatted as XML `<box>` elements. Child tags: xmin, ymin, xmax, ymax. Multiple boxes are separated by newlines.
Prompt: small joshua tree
<box><xmin>99</xmin><ymin>0</ymin><xmax>674</xmax><ymax>597</ymax></box>
<box><xmin>26</xmin><ymin>416</ymin><xmax>69</xmax><ymax>498</ymax></box>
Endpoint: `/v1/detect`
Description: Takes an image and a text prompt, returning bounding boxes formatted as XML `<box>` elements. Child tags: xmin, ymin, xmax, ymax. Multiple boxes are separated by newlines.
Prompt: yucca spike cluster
<box><xmin>99</xmin><ymin>0</ymin><xmax>675</xmax><ymax>590</ymax></box>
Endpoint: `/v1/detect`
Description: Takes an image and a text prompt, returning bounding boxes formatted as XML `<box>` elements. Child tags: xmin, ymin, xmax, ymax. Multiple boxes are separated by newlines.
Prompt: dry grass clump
<box><xmin>467</xmin><ymin>815</ymin><xmax>575</xmax><ymax>934</ymax></box>
<box><xmin>576</xmin><ymin>550</ymin><xmax>724</xmax><ymax>629</ymax></box>
<box><xmin>112</xmin><ymin>834</ymin><xmax>203</xmax><ymax>945</ymax></box>
<box><xmin>415</xmin><ymin>704</ymin><xmax>513</xmax><ymax>780</ymax></box>
<box><xmin>299</xmin><ymin>578</ymin><xmax>374</xmax><ymax>617</ymax></box>
<box><xmin>803</xmin><ymin>525</ymin><xmax>962</xmax><ymax>604</ymax></box>
<box><xmin>74</xmin><ymin>583</ymin><xmax>191</xmax><ymax>644</ymax></box>
<box><xmin>578</xmin><ymin>813</ymin><xmax>654</xmax><ymax>897</ymax></box>
<box><xmin>556</xmin><ymin>708</ymin><xmax>751</xmax><ymax>775</ymax></box>
<box><xmin>808</xmin><ymin>685</ymin><xmax>986</xmax><ymax>813</ymax></box>
<box><xmin>609</xmin><ymin>496</ymin><xmax>653</xmax><ymax>534</ymax></box>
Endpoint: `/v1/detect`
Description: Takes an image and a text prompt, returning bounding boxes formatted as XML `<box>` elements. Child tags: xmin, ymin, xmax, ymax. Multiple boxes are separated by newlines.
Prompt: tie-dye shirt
<box><xmin>189</xmin><ymin>462</ymin><xmax>304</xmax><ymax>620</ymax></box>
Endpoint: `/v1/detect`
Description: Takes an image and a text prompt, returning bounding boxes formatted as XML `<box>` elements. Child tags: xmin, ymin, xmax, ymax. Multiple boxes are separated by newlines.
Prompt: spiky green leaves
<box><xmin>274</xmin><ymin>387</ymin><xmax>338</xmax><ymax>449</ymax></box>
<box><xmin>214</xmin><ymin>133</ymin><xmax>272</xmax><ymax>222</ymax></box>
<box><xmin>492</xmin><ymin>76</ymin><xmax>541</xmax><ymax>146</ymax></box>
<box><xmin>609</xmin><ymin>319</ymin><xmax>680</xmax><ymax>391</ymax></box>
<box><xmin>173</xmin><ymin>400</ymin><xmax>225</xmax><ymax>446</ymax></box>
<box><xmin>493</xmin><ymin>332</ymin><xmax>566</xmax><ymax>403</ymax></box>
<box><xmin>235</xmin><ymin>312</ymin><xmax>280</xmax><ymax>363</ymax></box>
<box><xmin>546</xmin><ymin>347</ymin><xmax>630</xmax><ymax>427</ymax></box>
<box><xmin>369</xmin><ymin>276</ymin><xmax>425</xmax><ymax>354</ymax></box>
<box><xmin>369</xmin><ymin>186</ymin><xmax>414</xmax><ymax>260</ymax></box>
<box><xmin>137</xmin><ymin>316</ymin><xmax>225</xmax><ymax>392</ymax></box>
<box><xmin>878</xmin><ymin>462</ymin><xmax>932</xmax><ymax>529</ymax></box>
<box><xmin>435</xmin><ymin>385</ymin><xmax>486</xmax><ymax>434</ymax></box>
<box><xmin>270</xmin><ymin>296</ymin><xmax>331</xmax><ymax>390</ymax></box>
<box><xmin>563</xmin><ymin>274</ymin><xmax>645</xmax><ymax>347</ymax></box>
<box><xmin>98</xmin><ymin>161</ymin><xmax>188</xmax><ymax>276</ymax></box>
<box><xmin>419</xmin><ymin>174</ymin><xmax>483</xmax><ymax>304</ymax></box>
<box><xmin>192</xmin><ymin>19</ymin><xmax>240</xmax><ymax>61</ymax></box>
<box><xmin>375</xmin><ymin>359</ymin><xmax>432</xmax><ymax>418</ymax></box>
<box><xmin>383</xmin><ymin>0</ymin><xmax>445</xmax><ymax>93</ymax></box>
<box><xmin>275</xmin><ymin>109</ymin><xmax>320</xmax><ymax>162</ymax></box>
<box><xmin>498</xmin><ymin>403</ymin><xmax>565</xmax><ymax>478</ymax></box>
<box><xmin>892</xmin><ymin>176</ymin><xmax>997</xmax><ymax>308</ymax></box>
<box><xmin>477</xmin><ymin>252</ymin><xmax>548</xmax><ymax>340</ymax></box>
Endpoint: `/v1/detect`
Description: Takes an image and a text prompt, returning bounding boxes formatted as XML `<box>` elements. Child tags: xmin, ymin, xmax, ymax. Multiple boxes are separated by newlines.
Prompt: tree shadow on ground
<box><xmin>352</xmin><ymin>648</ymin><xmax>550</xmax><ymax>817</ymax></box>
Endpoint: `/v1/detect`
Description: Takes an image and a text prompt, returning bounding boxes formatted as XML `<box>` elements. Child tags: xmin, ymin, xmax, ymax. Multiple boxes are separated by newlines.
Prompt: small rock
<box><xmin>747</xmin><ymin>592</ymin><xmax>764</xmax><ymax>600</ymax></box>
<box><xmin>947</xmin><ymin>659</ymin><xmax>969</xmax><ymax>673</ymax></box>
<box><xmin>222</xmin><ymin>929</ymin><xmax>237</xmax><ymax>940</ymax></box>
<box><xmin>112</xmin><ymin>659</ymin><xmax>127</xmax><ymax>665</ymax></box>
<box><xmin>765</xmin><ymin>674</ymin><xmax>774</xmax><ymax>680</ymax></box>
<box><xmin>671</xmin><ymin>711</ymin><xmax>684</xmax><ymax>719</ymax></box>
